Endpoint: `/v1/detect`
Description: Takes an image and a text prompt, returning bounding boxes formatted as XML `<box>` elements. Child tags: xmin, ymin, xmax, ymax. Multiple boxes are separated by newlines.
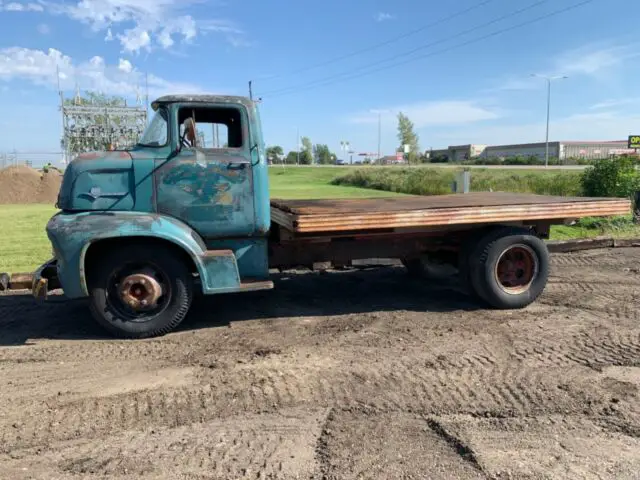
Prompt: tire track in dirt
<box><xmin>0</xmin><ymin>358</ymin><xmax>615</xmax><ymax>453</ymax></box>
<box><xmin>318</xmin><ymin>411</ymin><xmax>486</xmax><ymax>480</ymax></box>
<box><xmin>430</xmin><ymin>414</ymin><xmax>640</xmax><ymax>480</ymax></box>
<box><xmin>550</xmin><ymin>252</ymin><xmax>640</xmax><ymax>268</ymax></box>
<box><xmin>1</xmin><ymin>411</ymin><xmax>323</xmax><ymax>480</ymax></box>
<box><xmin>509</xmin><ymin>329</ymin><xmax>640</xmax><ymax>371</ymax></box>
<box><xmin>541</xmin><ymin>282</ymin><xmax>640</xmax><ymax>321</ymax></box>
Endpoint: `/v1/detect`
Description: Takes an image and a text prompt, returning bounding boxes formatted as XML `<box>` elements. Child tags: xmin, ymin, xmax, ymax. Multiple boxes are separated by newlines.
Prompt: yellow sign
<box><xmin>629</xmin><ymin>135</ymin><xmax>640</xmax><ymax>149</ymax></box>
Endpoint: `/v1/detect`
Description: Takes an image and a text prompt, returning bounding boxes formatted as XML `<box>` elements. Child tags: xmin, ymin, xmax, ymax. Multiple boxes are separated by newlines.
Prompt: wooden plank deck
<box><xmin>270</xmin><ymin>193</ymin><xmax>631</xmax><ymax>233</ymax></box>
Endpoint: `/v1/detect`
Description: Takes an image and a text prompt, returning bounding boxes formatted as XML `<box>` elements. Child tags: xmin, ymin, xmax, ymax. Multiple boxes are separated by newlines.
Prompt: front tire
<box><xmin>469</xmin><ymin>227</ymin><xmax>549</xmax><ymax>309</ymax></box>
<box><xmin>88</xmin><ymin>245</ymin><xmax>193</xmax><ymax>338</ymax></box>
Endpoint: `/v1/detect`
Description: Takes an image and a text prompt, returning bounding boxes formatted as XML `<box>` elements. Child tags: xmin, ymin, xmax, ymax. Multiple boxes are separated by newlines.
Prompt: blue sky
<box><xmin>0</xmin><ymin>0</ymin><xmax>639</xmax><ymax>162</ymax></box>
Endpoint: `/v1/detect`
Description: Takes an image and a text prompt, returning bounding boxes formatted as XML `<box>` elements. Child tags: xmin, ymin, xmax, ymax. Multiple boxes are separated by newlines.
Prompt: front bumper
<box><xmin>31</xmin><ymin>259</ymin><xmax>59</xmax><ymax>300</ymax></box>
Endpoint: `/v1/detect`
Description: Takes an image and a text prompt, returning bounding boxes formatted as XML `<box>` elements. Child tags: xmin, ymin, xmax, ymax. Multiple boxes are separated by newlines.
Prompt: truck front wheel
<box><xmin>88</xmin><ymin>245</ymin><xmax>193</xmax><ymax>338</ymax></box>
<box><xmin>469</xmin><ymin>227</ymin><xmax>549</xmax><ymax>309</ymax></box>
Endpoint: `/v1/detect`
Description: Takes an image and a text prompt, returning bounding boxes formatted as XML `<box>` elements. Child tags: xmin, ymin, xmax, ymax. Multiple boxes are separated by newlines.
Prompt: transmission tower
<box><xmin>60</xmin><ymin>89</ymin><xmax>148</xmax><ymax>162</ymax></box>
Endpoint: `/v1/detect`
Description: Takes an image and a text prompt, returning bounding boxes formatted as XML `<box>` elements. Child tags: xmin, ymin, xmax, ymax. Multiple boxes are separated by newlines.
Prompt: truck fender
<box><xmin>47</xmin><ymin>212</ymin><xmax>241</xmax><ymax>298</ymax></box>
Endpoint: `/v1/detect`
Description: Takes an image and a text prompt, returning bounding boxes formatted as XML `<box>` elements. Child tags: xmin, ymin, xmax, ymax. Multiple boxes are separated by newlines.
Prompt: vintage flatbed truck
<box><xmin>15</xmin><ymin>94</ymin><xmax>630</xmax><ymax>338</ymax></box>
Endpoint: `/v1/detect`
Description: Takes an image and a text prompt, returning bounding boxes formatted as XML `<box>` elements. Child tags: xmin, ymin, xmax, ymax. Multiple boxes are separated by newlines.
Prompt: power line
<box><xmin>260</xmin><ymin>0</ymin><xmax>498</xmax><ymax>81</ymax></box>
<box><xmin>260</xmin><ymin>0</ymin><xmax>550</xmax><ymax>97</ymax></box>
<box><xmin>263</xmin><ymin>0</ymin><xmax>595</xmax><ymax>99</ymax></box>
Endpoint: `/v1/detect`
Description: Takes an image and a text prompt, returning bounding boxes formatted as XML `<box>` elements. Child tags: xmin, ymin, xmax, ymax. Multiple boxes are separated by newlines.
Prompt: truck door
<box><xmin>154</xmin><ymin>104</ymin><xmax>256</xmax><ymax>238</ymax></box>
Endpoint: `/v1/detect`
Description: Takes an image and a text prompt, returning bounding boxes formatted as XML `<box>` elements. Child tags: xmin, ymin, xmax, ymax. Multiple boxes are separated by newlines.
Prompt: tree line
<box><xmin>266</xmin><ymin>138</ymin><xmax>338</xmax><ymax>165</ymax></box>
<box><xmin>267</xmin><ymin>112</ymin><xmax>423</xmax><ymax>165</ymax></box>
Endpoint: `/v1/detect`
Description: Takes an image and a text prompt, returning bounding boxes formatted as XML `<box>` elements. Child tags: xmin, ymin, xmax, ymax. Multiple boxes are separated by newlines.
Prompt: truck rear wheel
<box><xmin>469</xmin><ymin>227</ymin><xmax>549</xmax><ymax>309</ymax></box>
<box><xmin>88</xmin><ymin>245</ymin><xmax>193</xmax><ymax>338</ymax></box>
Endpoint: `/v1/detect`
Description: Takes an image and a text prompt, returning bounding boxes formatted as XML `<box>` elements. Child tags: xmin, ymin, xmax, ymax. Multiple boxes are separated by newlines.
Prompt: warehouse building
<box><xmin>429</xmin><ymin>140</ymin><xmax>635</xmax><ymax>161</ymax></box>
<box><xmin>482</xmin><ymin>140</ymin><xmax>634</xmax><ymax>161</ymax></box>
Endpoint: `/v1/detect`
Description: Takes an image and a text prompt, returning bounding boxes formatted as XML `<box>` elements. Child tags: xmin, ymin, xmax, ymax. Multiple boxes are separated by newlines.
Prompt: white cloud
<box><xmin>118</xmin><ymin>26</ymin><xmax>151</xmax><ymax>53</ymax></box>
<box><xmin>105</xmin><ymin>28</ymin><xmax>113</xmax><ymax>41</ymax></box>
<box><xmin>432</xmin><ymin>110</ymin><xmax>636</xmax><ymax>146</ymax></box>
<box><xmin>349</xmin><ymin>100</ymin><xmax>501</xmax><ymax>128</ymax></box>
<box><xmin>89</xmin><ymin>55</ymin><xmax>104</xmax><ymax>68</ymax></box>
<box><xmin>590</xmin><ymin>97</ymin><xmax>640</xmax><ymax>110</ymax></box>
<box><xmin>556</xmin><ymin>43</ymin><xmax>640</xmax><ymax>77</ymax></box>
<box><xmin>118</xmin><ymin>58</ymin><xmax>133</xmax><ymax>73</ymax></box>
<box><xmin>4</xmin><ymin>2</ymin><xmax>24</xmax><ymax>10</ymax></box>
<box><xmin>157</xmin><ymin>15</ymin><xmax>197</xmax><ymax>49</ymax></box>
<box><xmin>492</xmin><ymin>76</ymin><xmax>539</xmax><ymax>92</ymax></box>
<box><xmin>37</xmin><ymin>23</ymin><xmax>50</xmax><ymax>34</ymax></box>
<box><xmin>1</xmin><ymin>1</ymin><xmax>44</xmax><ymax>11</ymax></box>
<box><xmin>491</xmin><ymin>41</ymin><xmax>640</xmax><ymax>93</ymax></box>
<box><xmin>0</xmin><ymin>46</ymin><xmax>204</xmax><ymax>98</ymax></box>
<box><xmin>46</xmin><ymin>0</ymin><xmax>245</xmax><ymax>54</ymax></box>
<box><xmin>374</xmin><ymin>12</ymin><xmax>394</xmax><ymax>22</ymax></box>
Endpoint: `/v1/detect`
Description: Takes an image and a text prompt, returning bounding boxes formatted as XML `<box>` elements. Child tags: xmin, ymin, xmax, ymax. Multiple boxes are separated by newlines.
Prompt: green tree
<box><xmin>301</xmin><ymin>136</ymin><xmax>313</xmax><ymax>154</ymax></box>
<box><xmin>397</xmin><ymin>112</ymin><xmax>420</xmax><ymax>163</ymax></box>
<box><xmin>314</xmin><ymin>144</ymin><xmax>335</xmax><ymax>164</ymax></box>
<box><xmin>299</xmin><ymin>150</ymin><xmax>313</xmax><ymax>165</ymax></box>
<box><xmin>582</xmin><ymin>156</ymin><xmax>640</xmax><ymax>200</ymax></box>
<box><xmin>285</xmin><ymin>149</ymin><xmax>313</xmax><ymax>165</ymax></box>
<box><xmin>64</xmin><ymin>91</ymin><xmax>126</xmax><ymax>108</ymax></box>
<box><xmin>266</xmin><ymin>145</ymin><xmax>284</xmax><ymax>162</ymax></box>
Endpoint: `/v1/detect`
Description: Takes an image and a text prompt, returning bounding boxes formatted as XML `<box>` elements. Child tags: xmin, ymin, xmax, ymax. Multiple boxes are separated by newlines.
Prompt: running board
<box><xmin>239</xmin><ymin>278</ymin><xmax>274</xmax><ymax>292</ymax></box>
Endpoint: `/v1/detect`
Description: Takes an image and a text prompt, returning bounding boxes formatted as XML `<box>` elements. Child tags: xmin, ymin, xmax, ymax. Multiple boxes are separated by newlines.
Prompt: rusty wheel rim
<box><xmin>494</xmin><ymin>244</ymin><xmax>538</xmax><ymax>295</ymax></box>
<box><xmin>106</xmin><ymin>263</ymin><xmax>171</xmax><ymax>321</ymax></box>
<box><xmin>119</xmin><ymin>273</ymin><xmax>164</xmax><ymax>311</ymax></box>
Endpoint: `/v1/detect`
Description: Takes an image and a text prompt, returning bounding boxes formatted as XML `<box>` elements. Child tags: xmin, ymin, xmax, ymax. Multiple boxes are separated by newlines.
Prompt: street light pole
<box><xmin>531</xmin><ymin>74</ymin><xmax>568</xmax><ymax>168</ymax></box>
<box><xmin>296</xmin><ymin>127</ymin><xmax>300</xmax><ymax>165</ymax></box>
<box><xmin>545</xmin><ymin>78</ymin><xmax>551</xmax><ymax>168</ymax></box>
<box><xmin>377</xmin><ymin>111</ymin><xmax>381</xmax><ymax>162</ymax></box>
<box><xmin>370</xmin><ymin>109</ymin><xmax>390</xmax><ymax>163</ymax></box>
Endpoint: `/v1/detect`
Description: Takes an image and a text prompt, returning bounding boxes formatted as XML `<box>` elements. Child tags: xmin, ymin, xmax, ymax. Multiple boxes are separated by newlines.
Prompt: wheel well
<box><xmin>84</xmin><ymin>237</ymin><xmax>199</xmax><ymax>286</ymax></box>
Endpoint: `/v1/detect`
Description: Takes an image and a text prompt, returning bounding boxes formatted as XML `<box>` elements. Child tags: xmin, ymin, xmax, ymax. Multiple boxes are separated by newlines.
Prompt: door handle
<box><xmin>227</xmin><ymin>162</ymin><xmax>247</xmax><ymax>170</ymax></box>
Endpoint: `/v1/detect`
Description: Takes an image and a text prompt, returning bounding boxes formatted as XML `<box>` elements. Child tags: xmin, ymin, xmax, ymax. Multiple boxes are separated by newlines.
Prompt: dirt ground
<box><xmin>0</xmin><ymin>166</ymin><xmax>62</xmax><ymax>205</ymax></box>
<box><xmin>0</xmin><ymin>248</ymin><xmax>639</xmax><ymax>479</ymax></box>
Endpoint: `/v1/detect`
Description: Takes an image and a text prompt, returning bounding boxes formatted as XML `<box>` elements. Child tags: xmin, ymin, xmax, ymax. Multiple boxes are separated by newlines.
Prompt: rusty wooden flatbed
<box><xmin>270</xmin><ymin>192</ymin><xmax>631</xmax><ymax>234</ymax></box>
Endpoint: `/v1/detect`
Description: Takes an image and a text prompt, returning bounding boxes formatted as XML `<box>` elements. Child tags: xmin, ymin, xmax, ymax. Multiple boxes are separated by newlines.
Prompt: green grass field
<box><xmin>268</xmin><ymin>166</ymin><xmax>400</xmax><ymax>199</ymax></box>
<box><xmin>0</xmin><ymin>204</ymin><xmax>58</xmax><ymax>273</ymax></box>
<box><xmin>1</xmin><ymin>166</ymin><xmax>638</xmax><ymax>274</ymax></box>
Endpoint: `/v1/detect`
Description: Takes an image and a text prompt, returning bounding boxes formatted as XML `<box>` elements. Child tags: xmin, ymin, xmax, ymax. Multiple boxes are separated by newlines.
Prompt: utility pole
<box><xmin>296</xmin><ymin>127</ymin><xmax>300</xmax><ymax>165</ymax></box>
<box><xmin>370</xmin><ymin>109</ymin><xmax>390</xmax><ymax>163</ymax></box>
<box><xmin>531</xmin><ymin>74</ymin><xmax>568</xmax><ymax>167</ymax></box>
<box><xmin>377</xmin><ymin>111</ymin><xmax>381</xmax><ymax>162</ymax></box>
<box><xmin>249</xmin><ymin>80</ymin><xmax>253</xmax><ymax>101</ymax></box>
<box><xmin>145</xmin><ymin>72</ymin><xmax>149</xmax><ymax>124</ymax></box>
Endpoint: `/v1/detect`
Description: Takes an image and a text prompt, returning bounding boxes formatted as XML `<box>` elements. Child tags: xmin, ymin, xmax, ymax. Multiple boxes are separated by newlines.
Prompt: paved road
<box><xmin>1</xmin><ymin>248</ymin><xmax>639</xmax><ymax>479</ymax></box>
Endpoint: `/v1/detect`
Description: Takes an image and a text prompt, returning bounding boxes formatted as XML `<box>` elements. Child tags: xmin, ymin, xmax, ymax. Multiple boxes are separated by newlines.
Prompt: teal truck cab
<box><xmin>30</xmin><ymin>94</ymin><xmax>631</xmax><ymax>338</ymax></box>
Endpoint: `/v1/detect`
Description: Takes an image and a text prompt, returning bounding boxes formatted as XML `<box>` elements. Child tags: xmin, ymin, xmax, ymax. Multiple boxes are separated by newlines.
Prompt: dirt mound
<box><xmin>0</xmin><ymin>166</ymin><xmax>62</xmax><ymax>205</ymax></box>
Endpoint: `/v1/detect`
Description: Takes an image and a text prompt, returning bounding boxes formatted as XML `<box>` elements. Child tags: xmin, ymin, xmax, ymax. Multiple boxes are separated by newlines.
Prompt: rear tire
<box><xmin>469</xmin><ymin>227</ymin><xmax>549</xmax><ymax>309</ymax></box>
<box><xmin>88</xmin><ymin>244</ymin><xmax>193</xmax><ymax>338</ymax></box>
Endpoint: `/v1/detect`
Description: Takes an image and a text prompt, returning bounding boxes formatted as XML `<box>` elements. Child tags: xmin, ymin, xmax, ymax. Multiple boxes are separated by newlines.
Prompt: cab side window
<box><xmin>178</xmin><ymin>106</ymin><xmax>243</xmax><ymax>149</ymax></box>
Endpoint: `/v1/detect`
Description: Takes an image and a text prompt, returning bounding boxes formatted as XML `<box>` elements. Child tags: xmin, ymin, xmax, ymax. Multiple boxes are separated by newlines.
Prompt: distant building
<box><xmin>429</xmin><ymin>140</ymin><xmax>635</xmax><ymax>161</ymax></box>
<box><xmin>483</xmin><ymin>140</ymin><xmax>634</xmax><ymax>160</ymax></box>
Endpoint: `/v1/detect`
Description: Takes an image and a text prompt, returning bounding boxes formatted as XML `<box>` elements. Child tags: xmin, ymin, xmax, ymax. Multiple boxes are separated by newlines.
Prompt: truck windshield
<box><xmin>137</xmin><ymin>108</ymin><xmax>168</xmax><ymax>147</ymax></box>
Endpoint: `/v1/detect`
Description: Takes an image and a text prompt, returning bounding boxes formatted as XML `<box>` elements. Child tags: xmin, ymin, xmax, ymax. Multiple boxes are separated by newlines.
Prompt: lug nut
<box><xmin>141</xmin><ymin>300</ymin><xmax>148</xmax><ymax>306</ymax></box>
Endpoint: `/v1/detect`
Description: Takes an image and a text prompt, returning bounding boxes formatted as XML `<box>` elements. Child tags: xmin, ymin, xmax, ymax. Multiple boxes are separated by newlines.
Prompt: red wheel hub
<box><xmin>495</xmin><ymin>245</ymin><xmax>538</xmax><ymax>294</ymax></box>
